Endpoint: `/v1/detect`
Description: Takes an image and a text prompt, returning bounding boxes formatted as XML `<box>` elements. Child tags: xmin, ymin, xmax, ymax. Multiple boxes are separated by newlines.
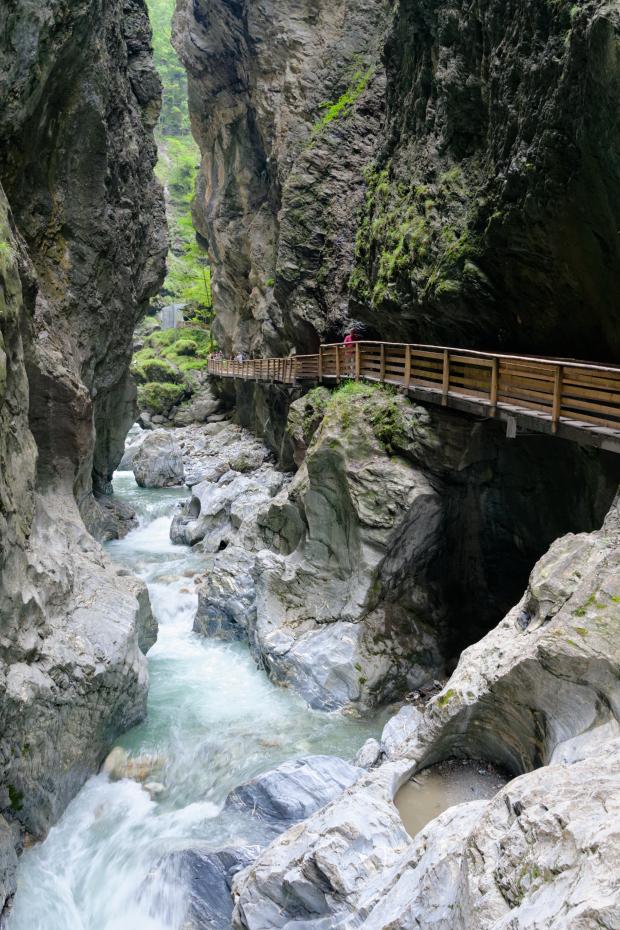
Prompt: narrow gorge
<box><xmin>1</xmin><ymin>1</ymin><xmax>620</xmax><ymax>929</ymax></box>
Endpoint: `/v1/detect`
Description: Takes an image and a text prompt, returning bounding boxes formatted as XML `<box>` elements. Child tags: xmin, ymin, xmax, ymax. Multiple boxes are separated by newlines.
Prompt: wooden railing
<box><xmin>208</xmin><ymin>342</ymin><xmax>620</xmax><ymax>438</ymax></box>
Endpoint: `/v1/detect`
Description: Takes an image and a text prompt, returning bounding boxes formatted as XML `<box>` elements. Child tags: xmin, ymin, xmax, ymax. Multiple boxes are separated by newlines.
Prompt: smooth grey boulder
<box><xmin>380</xmin><ymin>706</ymin><xmax>423</xmax><ymax>760</ymax></box>
<box><xmin>231</xmin><ymin>774</ymin><xmax>412</xmax><ymax>930</ymax></box>
<box><xmin>154</xmin><ymin>756</ymin><xmax>362</xmax><ymax>930</ymax></box>
<box><xmin>172</xmin><ymin>383</ymin><xmax>222</xmax><ymax>426</ymax></box>
<box><xmin>132</xmin><ymin>430</ymin><xmax>185</xmax><ymax>488</ymax></box>
<box><xmin>256</xmin><ymin>612</ymin><xmax>397</xmax><ymax>712</ymax></box>
<box><xmin>354</xmin><ymin>739</ymin><xmax>381</xmax><ymax>770</ymax></box>
<box><xmin>118</xmin><ymin>425</ymin><xmax>147</xmax><ymax>471</ymax></box>
<box><xmin>225</xmin><ymin>756</ymin><xmax>363</xmax><ymax>830</ymax></box>
<box><xmin>154</xmin><ymin>846</ymin><xmax>260</xmax><ymax>930</ymax></box>
<box><xmin>171</xmin><ymin>465</ymin><xmax>285</xmax><ymax>549</ymax></box>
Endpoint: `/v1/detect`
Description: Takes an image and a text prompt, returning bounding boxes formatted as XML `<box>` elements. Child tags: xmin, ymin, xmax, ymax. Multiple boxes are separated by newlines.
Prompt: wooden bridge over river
<box><xmin>208</xmin><ymin>342</ymin><xmax>620</xmax><ymax>453</ymax></box>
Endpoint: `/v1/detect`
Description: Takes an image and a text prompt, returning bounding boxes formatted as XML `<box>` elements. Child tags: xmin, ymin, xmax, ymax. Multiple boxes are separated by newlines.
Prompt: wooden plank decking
<box><xmin>208</xmin><ymin>342</ymin><xmax>620</xmax><ymax>453</ymax></box>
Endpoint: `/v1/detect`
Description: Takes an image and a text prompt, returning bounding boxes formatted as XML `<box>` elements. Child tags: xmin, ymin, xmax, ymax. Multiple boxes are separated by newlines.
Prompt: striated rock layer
<box><xmin>0</xmin><ymin>0</ymin><xmax>166</xmax><ymax>910</ymax></box>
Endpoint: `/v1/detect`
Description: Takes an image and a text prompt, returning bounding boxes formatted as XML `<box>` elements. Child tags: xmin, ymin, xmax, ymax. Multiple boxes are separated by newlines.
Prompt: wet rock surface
<box><xmin>225</xmin><ymin>756</ymin><xmax>363</xmax><ymax>831</ymax></box>
<box><xmin>133</xmin><ymin>430</ymin><xmax>185</xmax><ymax>488</ymax></box>
<box><xmin>160</xmin><ymin>755</ymin><xmax>363</xmax><ymax>930</ymax></box>
<box><xmin>0</xmin><ymin>0</ymin><xmax>165</xmax><ymax>904</ymax></box>
<box><xmin>165</xmin><ymin>846</ymin><xmax>260</xmax><ymax>930</ymax></box>
<box><xmin>230</xmin><ymin>493</ymin><xmax>620</xmax><ymax>930</ymax></box>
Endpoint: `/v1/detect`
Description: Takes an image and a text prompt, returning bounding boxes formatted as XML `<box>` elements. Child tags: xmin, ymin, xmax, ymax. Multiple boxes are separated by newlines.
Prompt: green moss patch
<box><xmin>436</xmin><ymin>688</ymin><xmax>457</xmax><ymax>708</ymax></box>
<box><xmin>138</xmin><ymin>381</ymin><xmax>186</xmax><ymax>415</ymax></box>
<box><xmin>310</xmin><ymin>67</ymin><xmax>374</xmax><ymax>141</ymax></box>
<box><xmin>8</xmin><ymin>784</ymin><xmax>23</xmax><ymax>812</ymax></box>
<box><xmin>350</xmin><ymin>160</ymin><xmax>482</xmax><ymax>314</ymax></box>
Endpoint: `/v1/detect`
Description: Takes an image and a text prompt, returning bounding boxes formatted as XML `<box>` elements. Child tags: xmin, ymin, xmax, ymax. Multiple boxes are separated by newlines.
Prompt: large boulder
<box><xmin>193</xmin><ymin>546</ymin><xmax>257</xmax><ymax>641</ymax></box>
<box><xmin>225</xmin><ymin>756</ymin><xmax>363</xmax><ymax>830</ymax></box>
<box><xmin>156</xmin><ymin>755</ymin><xmax>362</xmax><ymax>930</ymax></box>
<box><xmin>153</xmin><ymin>846</ymin><xmax>260</xmax><ymax>930</ymax></box>
<box><xmin>118</xmin><ymin>425</ymin><xmax>148</xmax><ymax>471</ymax></box>
<box><xmin>380</xmin><ymin>705</ymin><xmax>423</xmax><ymax>760</ymax></box>
<box><xmin>132</xmin><ymin>430</ymin><xmax>185</xmax><ymax>488</ymax></box>
<box><xmin>171</xmin><ymin>468</ymin><xmax>284</xmax><ymax>549</ymax></box>
<box><xmin>171</xmin><ymin>383</ymin><xmax>223</xmax><ymax>426</ymax></box>
<box><xmin>231</xmin><ymin>741</ymin><xmax>620</xmax><ymax>930</ymax></box>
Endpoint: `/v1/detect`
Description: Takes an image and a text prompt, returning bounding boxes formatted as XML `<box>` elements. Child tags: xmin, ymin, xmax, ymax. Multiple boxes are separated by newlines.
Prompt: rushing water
<box><xmin>9</xmin><ymin>473</ymin><xmax>385</xmax><ymax>930</ymax></box>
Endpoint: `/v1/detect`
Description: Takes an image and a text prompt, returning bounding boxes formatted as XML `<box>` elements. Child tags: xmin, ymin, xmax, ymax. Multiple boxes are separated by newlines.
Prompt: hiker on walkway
<box><xmin>343</xmin><ymin>328</ymin><xmax>357</xmax><ymax>376</ymax></box>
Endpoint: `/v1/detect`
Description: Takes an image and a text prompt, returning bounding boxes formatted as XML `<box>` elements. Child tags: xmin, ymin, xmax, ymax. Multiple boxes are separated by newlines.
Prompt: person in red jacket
<box><xmin>343</xmin><ymin>329</ymin><xmax>357</xmax><ymax>376</ymax></box>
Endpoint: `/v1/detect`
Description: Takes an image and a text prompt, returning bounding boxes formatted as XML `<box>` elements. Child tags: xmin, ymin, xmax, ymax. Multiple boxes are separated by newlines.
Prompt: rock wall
<box><xmin>350</xmin><ymin>0</ymin><xmax>620</xmax><ymax>360</ymax></box>
<box><xmin>190</xmin><ymin>385</ymin><xmax>620</xmax><ymax>712</ymax></box>
<box><xmin>173</xmin><ymin>0</ymin><xmax>391</xmax><ymax>355</ymax></box>
<box><xmin>175</xmin><ymin>0</ymin><xmax>620</xmax><ymax>361</ymax></box>
<box><xmin>0</xmin><ymin>0</ymin><xmax>166</xmax><ymax>910</ymax></box>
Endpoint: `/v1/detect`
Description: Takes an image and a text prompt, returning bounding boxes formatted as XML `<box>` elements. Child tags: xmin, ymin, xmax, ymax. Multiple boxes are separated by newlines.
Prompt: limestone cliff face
<box><xmin>0</xmin><ymin>0</ymin><xmax>167</xmax><ymax>501</ymax></box>
<box><xmin>0</xmin><ymin>0</ymin><xmax>166</xmax><ymax>908</ymax></box>
<box><xmin>173</xmin><ymin>0</ymin><xmax>391</xmax><ymax>355</ymax></box>
<box><xmin>350</xmin><ymin>0</ymin><xmax>620</xmax><ymax>360</ymax></box>
<box><xmin>177</xmin><ymin>0</ymin><xmax>620</xmax><ymax>361</ymax></box>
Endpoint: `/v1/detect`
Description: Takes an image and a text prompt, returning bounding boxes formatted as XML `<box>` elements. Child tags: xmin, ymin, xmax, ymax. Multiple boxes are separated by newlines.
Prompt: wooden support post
<box><xmin>335</xmin><ymin>346</ymin><xmax>341</xmax><ymax>382</ymax></box>
<box><xmin>442</xmin><ymin>350</ymin><xmax>450</xmax><ymax>406</ymax></box>
<box><xmin>380</xmin><ymin>344</ymin><xmax>386</xmax><ymax>382</ymax></box>
<box><xmin>490</xmin><ymin>357</ymin><xmax>499</xmax><ymax>416</ymax></box>
<box><xmin>355</xmin><ymin>343</ymin><xmax>361</xmax><ymax>381</ymax></box>
<box><xmin>404</xmin><ymin>345</ymin><xmax>411</xmax><ymax>389</ymax></box>
<box><xmin>318</xmin><ymin>346</ymin><xmax>323</xmax><ymax>383</ymax></box>
<box><xmin>552</xmin><ymin>365</ymin><xmax>563</xmax><ymax>433</ymax></box>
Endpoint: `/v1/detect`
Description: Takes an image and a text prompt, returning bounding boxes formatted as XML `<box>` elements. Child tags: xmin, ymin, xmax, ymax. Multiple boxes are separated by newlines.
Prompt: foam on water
<box><xmin>9</xmin><ymin>472</ymin><xmax>385</xmax><ymax>930</ymax></box>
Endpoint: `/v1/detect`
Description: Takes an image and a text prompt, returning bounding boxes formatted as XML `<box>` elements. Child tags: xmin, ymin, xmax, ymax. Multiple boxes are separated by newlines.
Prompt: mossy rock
<box><xmin>174</xmin><ymin>338</ymin><xmax>198</xmax><ymax>356</ymax></box>
<box><xmin>132</xmin><ymin>357</ymin><xmax>182</xmax><ymax>384</ymax></box>
<box><xmin>138</xmin><ymin>381</ymin><xmax>186</xmax><ymax>415</ymax></box>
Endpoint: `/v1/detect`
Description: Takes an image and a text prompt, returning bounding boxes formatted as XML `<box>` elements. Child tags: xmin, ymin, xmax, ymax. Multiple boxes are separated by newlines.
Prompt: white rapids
<box><xmin>8</xmin><ymin>472</ymin><xmax>384</xmax><ymax>930</ymax></box>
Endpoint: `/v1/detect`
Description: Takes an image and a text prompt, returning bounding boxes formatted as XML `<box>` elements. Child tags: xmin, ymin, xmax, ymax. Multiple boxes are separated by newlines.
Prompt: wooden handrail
<box><xmin>207</xmin><ymin>341</ymin><xmax>620</xmax><ymax>443</ymax></box>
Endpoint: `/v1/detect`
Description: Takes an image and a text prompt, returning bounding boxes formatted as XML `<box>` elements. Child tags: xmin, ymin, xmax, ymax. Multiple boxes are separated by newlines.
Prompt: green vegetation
<box><xmin>322</xmin><ymin>382</ymin><xmax>410</xmax><ymax>453</ymax></box>
<box><xmin>8</xmin><ymin>784</ymin><xmax>23</xmax><ymax>812</ymax></box>
<box><xmin>310</xmin><ymin>67</ymin><xmax>374</xmax><ymax>140</ymax></box>
<box><xmin>350</xmin><ymin>160</ymin><xmax>482</xmax><ymax>312</ymax></box>
<box><xmin>147</xmin><ymin>0</ymin><xmax>212</xmax><ymax>322</ymax></box>
<box><xmin>437</xmin><ymin>688</ymin><xmax>457</xmax><ymax>708</ymax></box>
<box><xmin>132</xmin><ymin>326</ymin><xmax>215</xmax><ymax>416</ymax></box>
<box><xmin>138</xmin><ymin>381</ymin><xmax>187</xmax><ymax>415</ymax></box>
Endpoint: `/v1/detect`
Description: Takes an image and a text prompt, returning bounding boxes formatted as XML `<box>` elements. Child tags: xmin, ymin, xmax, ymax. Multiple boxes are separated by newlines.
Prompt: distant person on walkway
<box><xmin>343</xmin><ymin>328</ymin><xmax>357</xmax><ymax>376</ymax></box>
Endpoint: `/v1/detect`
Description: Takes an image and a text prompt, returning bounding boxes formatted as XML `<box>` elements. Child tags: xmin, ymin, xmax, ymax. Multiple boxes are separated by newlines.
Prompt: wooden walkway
<box><xmin>208</xmin><ymin>342</ymin><xmax>620</xmax><ymax>453</ymax></box>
